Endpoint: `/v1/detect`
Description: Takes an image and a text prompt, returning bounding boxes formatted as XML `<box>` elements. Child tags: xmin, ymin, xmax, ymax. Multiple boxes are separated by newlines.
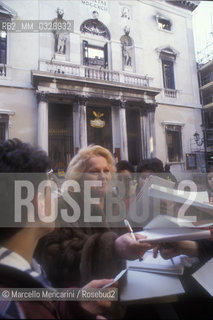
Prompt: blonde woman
<box><xmin>36</xmin><ymin>145</ymin><xmax>151</xmax><ymax>288</ymax></box>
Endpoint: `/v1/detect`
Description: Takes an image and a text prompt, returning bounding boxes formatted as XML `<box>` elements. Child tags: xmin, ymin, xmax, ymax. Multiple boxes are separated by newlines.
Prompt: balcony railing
<box><xmin>164</xmin><ymin>88</ymin><xmax>177</xmax><ymax>98</ymax></box>
<box><xmin>43</xmin><ymin>60</ymin><xmax>80</xmax><ymax>76</ymax></box>
<box><xmin>0</xmin><ymin>64</ymin><xmax>6</xmax><ymax>77</ymax></box>
<box><xmin>124</xmin><ymin>74</ymin><xmax>150</xmax><ymax>87</ymax></box>
<box><xmin>84</xmin><ymin>66</ymin><xmax>120</xmax><ymax>82</ymax></box>
<box><xmin>39</xmin><ymin>59</ymin><xmax>152</xmax><ymax>88</ymax></box>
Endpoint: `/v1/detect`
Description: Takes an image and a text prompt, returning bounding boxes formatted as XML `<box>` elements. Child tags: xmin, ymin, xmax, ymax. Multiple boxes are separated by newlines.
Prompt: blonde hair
<box><xmin>66</xmin><ymin>145</ymin><xmax>116</xmax><ymax>180</ymax></box>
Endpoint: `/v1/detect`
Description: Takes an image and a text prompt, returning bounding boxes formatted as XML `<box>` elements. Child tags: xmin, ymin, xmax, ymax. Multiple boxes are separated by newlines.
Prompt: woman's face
<box><xmin>207</xmin><ymin>172</ymin><xmax>213</xmax><ymax>190</ymax></box>
<box><xmin>84</xmin><ymin>156</ymin><xmax>111</xmax><ymax>197</ymax></box>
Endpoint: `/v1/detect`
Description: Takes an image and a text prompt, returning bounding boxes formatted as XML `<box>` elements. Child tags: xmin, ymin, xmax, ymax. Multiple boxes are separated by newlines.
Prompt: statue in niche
<box><xmin>121</xmin><ymin>7</ymin><xmax>130</xmax><ymax>20</ymax></box>
<box><xmin>120</xmin><ymin>26</ymin><xmax>133</xmax><ymax>67</ymax></box>
<box><xmin>52</xmin><ymin>8</ymin><xmax>68</xmax><ymax>55</ymax></box>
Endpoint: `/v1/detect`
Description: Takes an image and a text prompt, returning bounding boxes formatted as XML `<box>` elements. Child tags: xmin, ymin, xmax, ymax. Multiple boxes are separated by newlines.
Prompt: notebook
<box><xmin>127</xmin><ymin>250</ymin><xmax>184</xmax><ymax>275</ymax></box>
<box><xmin>120</xmin><ymin>269</ymin><xmax>185</xmax><ymax>301</ymax></box>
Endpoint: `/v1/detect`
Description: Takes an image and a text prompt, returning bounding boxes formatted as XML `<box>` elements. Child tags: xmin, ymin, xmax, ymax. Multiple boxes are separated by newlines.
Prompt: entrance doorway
<box><xmin>48</xmin><ymin>103</ymin><xmax>73</xmax><ymax>173</ymax></box>
<box><xmin>126</xmin><ymin>108</ymin><xmax>142</xmax><ymax>165</ymax></box>
<box><xmin>87</xmin><ymin>106</ymin><xmax>112</xmax><ymax>152</ymax></box>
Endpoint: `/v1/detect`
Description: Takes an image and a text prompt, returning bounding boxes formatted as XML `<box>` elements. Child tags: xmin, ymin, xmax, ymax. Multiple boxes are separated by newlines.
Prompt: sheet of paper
<box><xmin>120</xmin><ymin>269</ymin><xmax>185</xmax><ymax>301</ymax></box>
<box><xmin>127</xmin><ymin>251</ymin><xmax>184</xmax><ymax>275</ymax></box>
<box><xmin>136</xmin><ymin>215</ymin><xmax>211</xmax><ymax>243</ymax></box>
<box><xmin>149</xmin><ymin>184</ymin><xmax>212</xmax><ymax>212</ymax></box>
<box><xmin>192</xmin><ymin>258</ymin><xmax>213</xmax><ymax>296</ymax></box>
<box><xmin>130</xmin><ymin>175</ymin><xmax>175</xmax><ymax>227</ymax></box>
<box><xmin>137</xmin><ymin>228</ymin><xmax>210</xmax><ymax>243</ymax></box>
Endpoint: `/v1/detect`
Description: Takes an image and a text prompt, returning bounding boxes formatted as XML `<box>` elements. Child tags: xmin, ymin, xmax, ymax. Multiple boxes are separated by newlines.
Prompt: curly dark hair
<box><xmin>137</xmin><ymin>158</ymin><xmax>164</xmax><ymax>173</ymax></box>
<box><xmin>116</xmin><ymin>160</ymin><xmax>134</xmax><ymax>173</ymax></box>
<box><xmin>0</xmin><ymin>139</ymin><xmax>51</xmax><ymax>243</ymax></box>
<box><xmin>0</xmin><ymin>138</ymin><xmax>50</xmax><ymax>173</ymax></box>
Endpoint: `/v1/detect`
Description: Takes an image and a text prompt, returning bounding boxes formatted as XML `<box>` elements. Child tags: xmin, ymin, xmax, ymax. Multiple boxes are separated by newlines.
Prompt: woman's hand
<box><xmin>80</xmin><ymin>278</ymin><xmax>116</xmax><ymax>319</ymax></box>
<box><xmin>153</xmin><ymin>241</ymin><xmax>199</xmax><ymax>259</ymax></box>
<box><xmin>114</xmin><ymin>233</ymin><xmax>153</xmax><ymax>260</ymax></box>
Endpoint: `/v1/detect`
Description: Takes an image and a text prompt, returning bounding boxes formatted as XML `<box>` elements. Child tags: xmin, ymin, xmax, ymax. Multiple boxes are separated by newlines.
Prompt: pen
<box><xmin>124</xmin><ymin>219</ymin><xmax>143</xmax><ymax>261</ymax></box>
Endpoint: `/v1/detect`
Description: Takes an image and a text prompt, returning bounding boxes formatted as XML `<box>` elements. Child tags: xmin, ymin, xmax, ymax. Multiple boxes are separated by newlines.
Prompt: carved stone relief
<box><xmin>80</xmin><ymin>19</ymin><xmax>110</xmax><ymax>40</ymax></box>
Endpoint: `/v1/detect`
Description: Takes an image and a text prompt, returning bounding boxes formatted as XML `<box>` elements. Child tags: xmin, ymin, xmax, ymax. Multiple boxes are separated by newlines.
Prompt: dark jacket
<box><xmin>197</xmin><ymin>239</ymin><xmax>213</xmax><ymax>262</ymax></box>
<box><xmin>0</xmin><ymin>264</ymin><xmax>94</xmax><ymax>319</ymax></box>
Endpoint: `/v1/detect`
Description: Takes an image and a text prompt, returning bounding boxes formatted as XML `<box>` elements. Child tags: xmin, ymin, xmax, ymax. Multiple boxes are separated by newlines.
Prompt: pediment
<box><xmin>156</xmin><ymin>45</ymin><xmax>180</xmax><ymax>57</ymax></box>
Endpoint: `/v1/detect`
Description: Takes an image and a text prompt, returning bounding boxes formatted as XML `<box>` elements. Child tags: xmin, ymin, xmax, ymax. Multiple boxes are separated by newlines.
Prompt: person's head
<box><xmin>57</xmin><ymin>7</ymin><xmax>64</xmax><ymax>18</ymax></box>
<box><xmin>116</xmin><ymin>160</ymin><xmax>134</xmax><ymax>174</ymax></box>
<box><xmin>164</xmin><ymin>164</ymin><xmax>170</xmax><ymax>173</ymax></box>
<box><xmin>66</xmin><ymin>145</ymin><xmax>116</xmax><ymax>197</ymax></box>
<box><xmin>0</xmin><ymin>139</ymin><xmax>52</xmax><ymax>243</ymax></box>
<box><xmin>137</xmin><ymin>158</ymin><xmax>164</xmax><ymax>175</ymax></box>
<box><xmin>137</xmin><ymin>158</ymin><xmax>164</xmax><ymax>188</ymax></box>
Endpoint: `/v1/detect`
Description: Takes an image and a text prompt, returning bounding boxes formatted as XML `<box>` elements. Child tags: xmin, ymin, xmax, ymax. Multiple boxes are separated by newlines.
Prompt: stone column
<box><xmin>140</xmin><ymin>109</ymin><xmax>148</xmax><ymax>159</ymax></box>
<box><xmin>78</xmin><ymin>96</ymin><xmax>88</xmax><ymax>148</ymax></box>
<box><xmin>119</xmin><ymin>99</ymin><xmax>128</xmax><ymax>160</ymax></box>
<box><xmin>37</xmin><ymin>93</ymin><xmax>49</xmax><ymax>153</ymax></box>
<box><xmin>148</xmin><ymin>109</ymin><xmax>156</xmax><ymax>158</ymax></box>
<box><xmin>73</xmin><ymin>101</ymin><xmax>80</xmax><ymax>153</ymax></box>
<box><xmin>140</xmin><ymin>104</ymin><xmax>156</xmax><ymax>159</ymax></box>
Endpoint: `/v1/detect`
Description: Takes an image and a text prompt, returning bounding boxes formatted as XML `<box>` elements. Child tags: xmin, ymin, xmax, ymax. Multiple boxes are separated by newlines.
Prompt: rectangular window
<box><xmin>0</xmin><ymin>31</ymin><xmax>7</xmax><ymax>76</ymax></box>
<box><xmin>0</xmin><ymin>115</ymin><xmax>9</xmax><ymax>143</ymax></box>
<box><xmin>83</xmin><ymin>41</ymin><xmax>108</xmax><ymax>68</ymax></box>
<box><xmin>166</xmin><ymin>125</ymin><xmax>182</xmax><ymax>162</ymax></box>
<box><xmin>162</xmin><ymin>59</ymin><xmax>175</xmax><ymax>89</ymax></box>
<box><xmin>158</xmin><ymin>18</ymin><xmax>171</xmax><ymax>31</ymax></box>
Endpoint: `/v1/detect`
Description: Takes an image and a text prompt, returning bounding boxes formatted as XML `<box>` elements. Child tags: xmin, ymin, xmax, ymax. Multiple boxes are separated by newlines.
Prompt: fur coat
<box><xmin>35</xmin><ymin>193</ymin><xmax>126</xmax><ymax>288</ymax></box>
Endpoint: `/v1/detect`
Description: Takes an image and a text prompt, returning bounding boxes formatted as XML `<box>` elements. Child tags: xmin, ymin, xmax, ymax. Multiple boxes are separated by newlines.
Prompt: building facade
<box><xmin>0</xmin><ymin>0</ymin><xmax>201</xmax><ymax>177</ymax></box>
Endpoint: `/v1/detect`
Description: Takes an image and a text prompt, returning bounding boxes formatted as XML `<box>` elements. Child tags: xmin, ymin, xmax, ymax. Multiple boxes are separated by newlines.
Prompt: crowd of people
<box><xmin>0</xmin><ymin>138</ymin><xmax>213</xmax><ymax>319</ymax></box>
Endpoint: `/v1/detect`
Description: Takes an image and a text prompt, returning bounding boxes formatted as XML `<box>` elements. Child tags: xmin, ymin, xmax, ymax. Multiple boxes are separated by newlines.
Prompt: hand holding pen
<box><xmin>124</xmin><ymin>219</ymin><xmax>144</xmax><ymax>261</ymax></box>
<box><xmin>114</xmin><ymin>219</ymin><xmax>153</xmax><ymax>261</ymax></box>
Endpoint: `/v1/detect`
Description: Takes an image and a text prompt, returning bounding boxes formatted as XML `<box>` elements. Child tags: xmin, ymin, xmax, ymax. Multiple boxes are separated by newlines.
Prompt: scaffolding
<box><xmin>197</xmin><ymin>37</ymin><xmax>213</xmax><ymax>65</ymax></box>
